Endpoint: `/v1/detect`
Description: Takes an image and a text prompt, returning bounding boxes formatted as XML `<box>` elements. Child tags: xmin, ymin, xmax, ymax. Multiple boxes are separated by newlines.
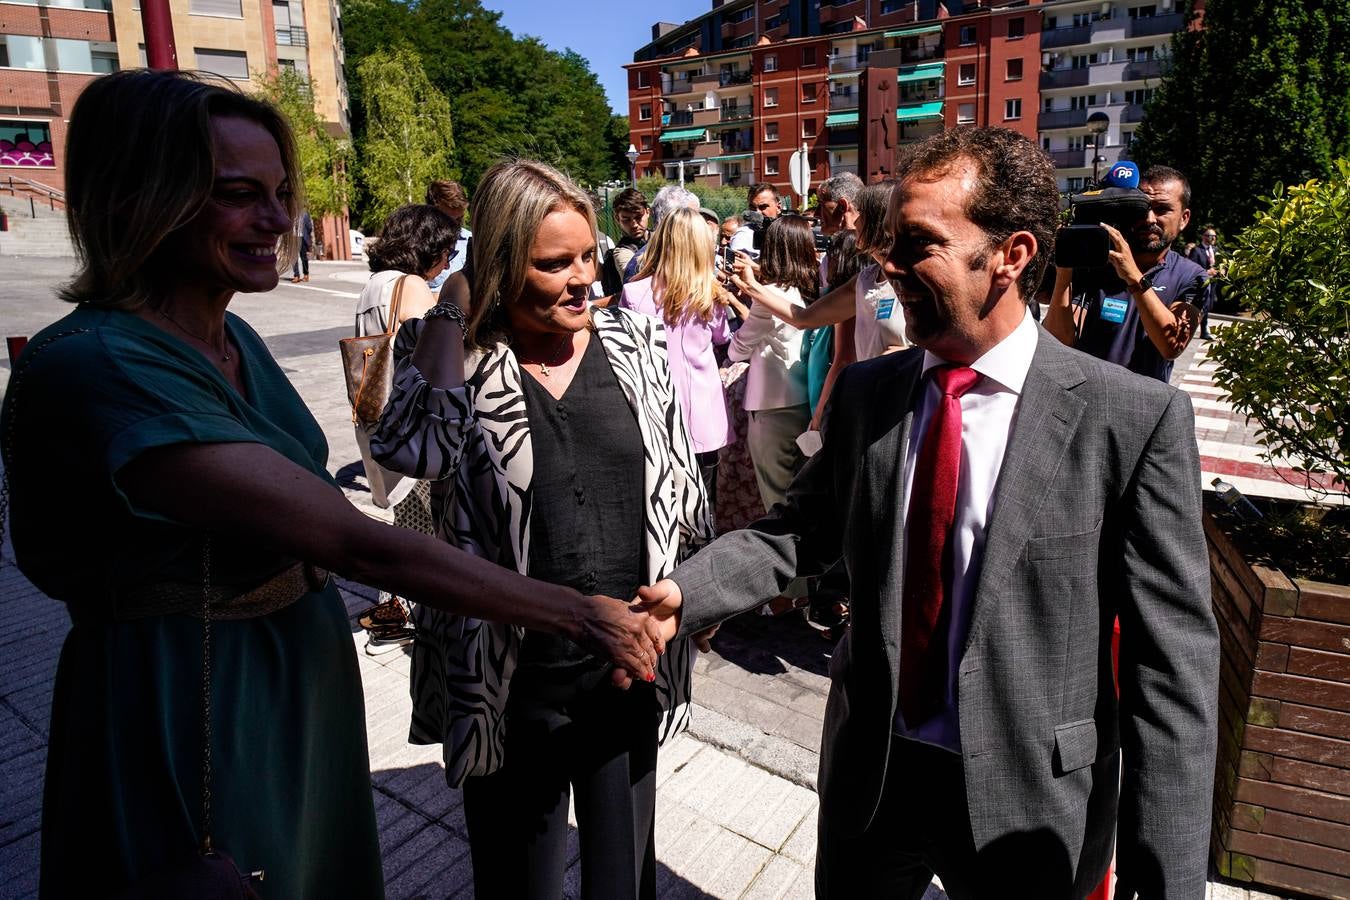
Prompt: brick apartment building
<box><xmin>626</xmin><ymin>0</ymin><xmax>1188</xmax><ymax>197</ymax></box>
<box><xmin>1</xmin><ymin>0</ymin><xmax>352</xmax><ymax>255</ymax></box>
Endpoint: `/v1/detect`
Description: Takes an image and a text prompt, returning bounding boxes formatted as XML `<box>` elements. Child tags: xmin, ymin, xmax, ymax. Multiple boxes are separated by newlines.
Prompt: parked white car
<box><xmin>349</xmin><ymin>229</ymin><xmax>365</xmax><ymax>260</ymax></box>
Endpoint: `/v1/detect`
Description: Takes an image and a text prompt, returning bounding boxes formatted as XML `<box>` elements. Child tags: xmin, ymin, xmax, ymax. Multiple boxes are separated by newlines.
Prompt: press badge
<box><xmin>1099</xmin><ymin>296</ymin><xmax>1129</xmax><ymax>324</ymax></box>
<box><xmin>876</xmin><ymin>297</ymin><xmax>895</xmax><ymax>320</ymax></box>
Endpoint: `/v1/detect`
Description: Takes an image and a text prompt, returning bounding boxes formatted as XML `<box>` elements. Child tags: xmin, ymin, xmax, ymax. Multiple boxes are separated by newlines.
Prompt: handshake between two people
<box><xmin>576</xmin><ymin>579</ymin><xmax>718</xmax><ymax>690</ymax></box>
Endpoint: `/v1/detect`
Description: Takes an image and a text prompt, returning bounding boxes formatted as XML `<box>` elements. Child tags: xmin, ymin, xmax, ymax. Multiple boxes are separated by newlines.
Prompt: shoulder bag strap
<box><xmin>386</xmin><ymin>275</ymin><xmax>410</xmax><ymax>336</ymax></box>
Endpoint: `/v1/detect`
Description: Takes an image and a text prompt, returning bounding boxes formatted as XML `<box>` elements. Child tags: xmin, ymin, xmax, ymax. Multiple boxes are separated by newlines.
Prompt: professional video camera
<box><xmin>741</xmin><ymin>209</ymin><xmax>771</xmax><ymax>253</ymax></box>
<box><xmin>1053</xmin><ymin>160</ymin><xmax>1150</xmax><ymax>269</ymax></box>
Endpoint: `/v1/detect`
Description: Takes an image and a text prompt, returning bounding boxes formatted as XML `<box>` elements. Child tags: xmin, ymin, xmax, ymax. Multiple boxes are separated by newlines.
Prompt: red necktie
<box><xmin>899</xmin><ymin>365</ymin><xmax>981</xmax><ymax>727</ymax></box>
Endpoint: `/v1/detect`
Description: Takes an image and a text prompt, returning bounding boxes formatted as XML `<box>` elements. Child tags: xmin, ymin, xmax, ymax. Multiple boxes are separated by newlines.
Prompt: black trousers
<box><xmin>463</xmin><ymin>676</ymin><xmax>660</xmax><ymax>900</ymax></box>
<box><xmin>815</xmin><ymin>736</ymin><xmax>1111</xmax><ymax>899</ymax></box>
<box><xmin>291</xmin><ymin>242</ymin><xmax>310</xmax><ymax>277</ymax></box>
<box><xmin>696</xmin><ymin>449</ymin><xmax>719</xmax><ymax>517</ymax></box>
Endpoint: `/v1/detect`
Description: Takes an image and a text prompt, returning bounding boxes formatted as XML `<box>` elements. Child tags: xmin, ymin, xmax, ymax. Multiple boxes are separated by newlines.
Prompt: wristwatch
<box><xmin>1127</xmin><ymin>274</ymin><xmax>1153</xmax><ymax>295</ymax></box>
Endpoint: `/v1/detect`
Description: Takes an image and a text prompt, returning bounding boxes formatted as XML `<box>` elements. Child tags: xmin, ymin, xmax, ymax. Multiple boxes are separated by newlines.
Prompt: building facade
<box><xmin>2</xmin><ymin>0</ymin><xmax>350</xmax><ymax>251</ymax></box>
<box><xmin>627</xmin><ymin>0</ymin><xmax>1187</xmax><ymax>196</ymax></box>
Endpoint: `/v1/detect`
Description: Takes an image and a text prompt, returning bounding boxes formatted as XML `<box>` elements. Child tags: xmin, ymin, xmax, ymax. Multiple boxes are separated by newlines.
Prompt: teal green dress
<box><xmin>1</xmin><ymin>307</ymin><xmax>384</xmax><ymax>898</ymax></box>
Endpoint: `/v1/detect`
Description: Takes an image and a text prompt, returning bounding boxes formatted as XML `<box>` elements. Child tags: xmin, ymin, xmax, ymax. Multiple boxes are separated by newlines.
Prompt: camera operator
<box><xmin>1045</xmin><ymin>165</ymin><xmax>1206</xmax><ymax>382</ymax></box>
<box><xmin>729</xmin><ymin>183</ymin><xmax>782</xmax><ymax>259</ymax></box>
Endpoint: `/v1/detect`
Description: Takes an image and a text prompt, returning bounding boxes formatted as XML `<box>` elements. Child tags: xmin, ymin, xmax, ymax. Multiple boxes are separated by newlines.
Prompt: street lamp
<box><xmin>626</xmin><ymin>144</ymin><xmax>639</xmax><ymax>188</ymax></box>
<box><xmin>1087</xmin><ymin>111</ymin><xmax>1110</xmax><ymax>186</ymax></box>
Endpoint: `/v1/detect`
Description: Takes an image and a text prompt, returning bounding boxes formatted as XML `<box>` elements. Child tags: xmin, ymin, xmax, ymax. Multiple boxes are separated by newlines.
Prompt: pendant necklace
<box><xmin>531</xmin><ymin>333</ymin><xmax>573</xmax><ymax>378</ymax></box>
<box><xmin>156</xmin><ymin>306</ymin><xmax>232</xmax><ymax>363</ymax></box>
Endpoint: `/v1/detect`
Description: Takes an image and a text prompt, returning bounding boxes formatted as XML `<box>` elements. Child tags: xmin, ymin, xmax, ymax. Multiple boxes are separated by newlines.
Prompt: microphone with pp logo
<box><xmin>1102</xmin><ymin>160</ymin><xmax>1140</xmax><ymax>190</ymax></box>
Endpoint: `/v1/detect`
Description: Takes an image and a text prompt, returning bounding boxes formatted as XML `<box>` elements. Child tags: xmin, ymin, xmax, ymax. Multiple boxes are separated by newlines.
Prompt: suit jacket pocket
<box><xmin>1025</xmin><ymin>522</ymin><xmax>1102</xmax><ymax>561</ymax></box>
<box><xmin>1053</xmin><ymin>718</ymin><xmax>1098</xmax><ymax>775</ymax></box>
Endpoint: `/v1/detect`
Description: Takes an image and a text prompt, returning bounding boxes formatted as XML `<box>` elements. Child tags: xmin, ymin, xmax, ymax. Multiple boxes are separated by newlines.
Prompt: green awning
<box><xmin>826</xmin><ymin>111</ymin><xmax>859</xmax><ymax>127</ymax></box>
<box><xmin>885</xmin><ymin>24</ymin><xmax>943</xmax><ymax>38</ymax></box>
<box><xmin>897</xmin><ymin>100</ymin><xmax>944</xmax><ymax>121</ymax></box>
<box><xmin>898</xmin><ymin>62</ymin><xmax>945</xmax><ymax>83</ymax></box>
<box><xmin>660</xmin><ymin>127</ymin><xmax>706</xmax><ymax>142</ymax></box>
<box><xmin>708</xmin><ymin>153</ymin><xmax>753</xmax><ymax>162</ymax></box>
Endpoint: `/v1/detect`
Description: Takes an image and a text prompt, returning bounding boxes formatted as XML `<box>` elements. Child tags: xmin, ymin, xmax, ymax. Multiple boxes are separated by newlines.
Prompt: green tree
<box><xmin>253</xmin><ymin>67</ymin><xmax>353</xmax><ymax>219</ymax></box>
<box><xmin>1207</xmin><ymin>162</ymin><xmax>1350</xmax><ymax>490</ymax></box>
<box><xmin>1131</xmin><ymin>0</ymin><xmax>1350</xmax><ymax>237</ymax></box>
<box><xmin>355</xmin><ymin>45</ymin><xmax>457</xmax><ymax>229</ymax></box>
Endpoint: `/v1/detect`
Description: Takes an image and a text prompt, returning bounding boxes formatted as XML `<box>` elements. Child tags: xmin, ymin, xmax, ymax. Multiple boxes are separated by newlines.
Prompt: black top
<box><xmin>516</xmin><ymin>332</ymin><xmax>646</xmax><ymax>682</ymax></box>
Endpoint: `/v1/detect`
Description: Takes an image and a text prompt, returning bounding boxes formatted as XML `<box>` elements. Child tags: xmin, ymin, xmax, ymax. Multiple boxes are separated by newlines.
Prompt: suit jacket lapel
<box><xmin>964</xmin><ymin>328</ymin><xmax>1087</xmax><ymax>652</ymax></box>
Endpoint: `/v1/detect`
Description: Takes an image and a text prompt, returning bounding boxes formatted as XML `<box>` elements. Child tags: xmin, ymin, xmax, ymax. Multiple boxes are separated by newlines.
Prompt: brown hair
<box><xmin>425</xmin><ymin>180</ymin><xmax>468</xmax><ymax>209</ymax></box>
<box><xmin>758</xmin><ymin>215</ymin><xmax>820</xmax><ymax>302</ymax></box>
<box><xmin>60</xmin><ymin>69</ymin><xmax>301</xmax><ymax>309</ymax></box>
<box><xmin>368</xmin><ymin>204</ymin><xmax>459</xmax><ymax>277</ymax></box>
<box><xmin>613</xmin><ymin>187</ymin><xmax>649</xmax><ymax>216</ymax></box>
<box><xmin>896</xmin><ymin>127</ymin><xmax>1060</xmax><ymax>302</ymax></box>
<box><xmin>854</xmin><ymin>180</ymin><xmax>897</xmax><ymax>258</ymax></box>
<box><xmin>464</xmin><ymin>159</ymin><xmax>597</xmax><ymax>350</ymax></box>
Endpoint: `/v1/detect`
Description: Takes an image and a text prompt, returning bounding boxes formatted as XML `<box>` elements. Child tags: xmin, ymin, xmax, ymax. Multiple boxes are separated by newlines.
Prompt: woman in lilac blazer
<box><xmin>621</xmin><ymin>206</ymin><xmax>733</xmax><ymax>510</ymax></box>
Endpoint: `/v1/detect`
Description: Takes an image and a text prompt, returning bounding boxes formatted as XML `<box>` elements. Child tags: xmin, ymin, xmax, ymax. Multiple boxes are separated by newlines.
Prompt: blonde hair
<box><xmin>634</xmin><ymin>206</ymin><xmax>718</xmax><ymax>324</ymax></box>
<box><xmin>61</xmin><ymin>69</ymin><xmax>300</xmax><ymax>310</ymax></box>
<box><xmin>465</xmin><ymin>159</ymin><xmax>597</xmax><ymax>349</ymax></box>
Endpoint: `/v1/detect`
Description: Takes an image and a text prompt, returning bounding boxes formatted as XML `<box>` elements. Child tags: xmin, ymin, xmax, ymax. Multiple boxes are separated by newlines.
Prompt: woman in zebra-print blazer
<box><xmin>372</xmin><ymin>159</ymin><xmax>714</xmax><ymax>899</ymax></box>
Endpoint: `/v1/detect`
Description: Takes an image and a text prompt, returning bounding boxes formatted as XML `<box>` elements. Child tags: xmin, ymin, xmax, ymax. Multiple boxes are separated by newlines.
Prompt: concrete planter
<box><xmin>1207</xmin><ymin>505</ymin><xmax>1350</xmax><ymax>897</ymax></box>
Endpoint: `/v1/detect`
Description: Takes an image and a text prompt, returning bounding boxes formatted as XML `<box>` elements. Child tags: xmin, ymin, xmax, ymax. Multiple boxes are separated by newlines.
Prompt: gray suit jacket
<box><xmin>673</xmin><ymin>326</ymin><xmax>1219</xmax><ymax>897</ymax></box>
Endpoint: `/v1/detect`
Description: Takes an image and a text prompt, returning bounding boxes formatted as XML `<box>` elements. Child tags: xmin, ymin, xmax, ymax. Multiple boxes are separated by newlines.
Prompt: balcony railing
<box><xmin>720</xmin><ymin>70</ymin><xmax>753</xmax><ymax>87</ymax></box>
<box><xmin>868</xmin><ymin>46</ymin><xmax>942</xmax><ymax>69</ymax></box>
<box><xmin>1039</xmin><ymin>24</ymin><xmax>1092</xmax><ymax>50</ymax></box>
<box><xmin>1127</xmin><ymin>11</ymin><xmax>1184</xmax><ymax>38</ymax></box>
<box><xmin>830</xmin><ymin>162</ymin><xmax>859</xmax><ymax>175</ymax></box>
<box><xmin>720</xmin><ymin>105</ymin><xmax>753</xmax><ymax>122</ymax></box>
<box><xmin>827</xmin><ymin>128</ymin><xmax>860</xmax><ymax>147</ymax></box>
<box><xmin>666</xmin><ymin>110</ymin><xmax>695</xmax><ymax>126</ymax></box>
<box><xmin>1047</xmin><ymin>148</ymin><xmax>1089</xmax><ymax>168</ymax></box>
<box><xmin>1036</xmin><ymin>108</ymin><xmax>1090</xmax><ymax>130</ymax></box>
<box><xmin>1039</xmin><ymin>67</ymin><xmax>1090</xmax><ymax>90</ymax></box>
<box><xmin>691</xmin><ymin>71</ymin><xmax>719</xmax><ymax>86</ymax></box>
<box><xmin>829</xmin><ymin>54</ymin><xmax>864</xmax><ymax>73</ymax></box>
<box><xmin>829</xmin><ymin>92</ymin><xmax>858</xmax><ymax>110</ymax></box>
<box><xmin>1122</xmin><ymin>58</ymin><xmax>1164</xmax><ymax>81</ymax></box>
<box><xmin>276</xmin><ymin>26</ymin><xmax>308</xmax><ymax>47</ymax></box>
<box><xmin>1121</xmin><ymin>103</ymin><xmax>1147</xmax><ymax>123</ymax></box>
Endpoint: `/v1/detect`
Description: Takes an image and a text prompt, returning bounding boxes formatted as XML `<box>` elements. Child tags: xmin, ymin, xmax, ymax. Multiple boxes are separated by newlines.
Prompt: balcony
<box><xmin>1039</xmin><ymin>24</ymin><xmax>1092</xmax><ymax>50</ymax></box>
<box><xmin>666</xmin><ymin>110</ymin><xmax>695</xmax><ymax>126</ymax></box>
<box><xmin>1122</xmin><ymin>59</ymin><xmax>1165</xmax><ymax>81</ymax></box>
<box><xmin>1047</xmin><ymin>148</ymin><xmax>1090</xmax><ymax>168</ymax></box>
<box><xmin>276</xmin><ymin>26</ymin><xmax>308</xmax><ymax>47</ymax></box>
<box><xmin>691</xmin><ymin>107</ymin><xmax>720</xmax><ymax>127</ymax></box>
<box><xmin>720</xmin><ymin>105</ymin><xmax>753</xmax><ymax>122</ymax></box>
<box><xmin>692</xmin><ymin>70</ymin><xmax>720</xmax><ymax>87</ymax></box>
<box><xmin>664</xmin><ymin>74</ymin><xmax>694</xmax><ymax>96</ymax></box>
<box><xmin>869</xmin><ymin>45</ymin><xmax>942</xmax><ymax>69</ymax></box>
<box><xmin>829</xmin><ymin>54</ymin><xmax>864</xmax><ymax>74</ymax></box>
<box><xmin>1039</xmin><ymin>67</ymin><xmax>1090</xmax><ymax>90</ymax></box>
<box><xmin>1037</xmin><ymin>108</ymin><xmax>1090</xmax><ymax>130</ymax></box>
<box><xmin>720</xmin><ymin>70</ymin><xmax>753</xmax><ymax>87</ymax></box>
<box><xmin>827</xmin><ymin>127</ymin><xmax>860</xmax><ymax>147</ymax></box>
<box><xmin>694</xmin><ymin>172</ymin><xmax>725</xmax><ymax>188</ymax></box>
<box><xmin>830</xmin><ymin>162</ymin><xmax>859</xmax><ymax>175</ymax></box>
<box><xmin>1121</xmin><ymin>103</ymin><xmax>1147</xmax><ymax>123</ymax></box>
<box><xmin>1127</xmin><ymin>11</ymin><xmax>1184</xmax><ymax>38</ymax></box>
<box><xmin>829</xmin><ymin>91</ymin><xmax>858</xmax><ymax>110</ymax></box>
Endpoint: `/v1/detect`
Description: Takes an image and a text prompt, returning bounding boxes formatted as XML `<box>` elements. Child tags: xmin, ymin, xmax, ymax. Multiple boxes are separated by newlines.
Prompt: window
<box><xmin>1068</xmin><ymin>134</ymin><xmax>1086</xmax><ymax>151</ymax></box>
<box><xmin>640</xmin><ymin>135</ymin><xmax>653</xmax><ymax>152</ymax></box>
<box><xmin>803</xmin><ymin>118</ymin><xmax>816</xmax><ymax>138</ymax></box>
<box><xmin>959</xmin><ymin>25</ymin><xmax>977</xmax><ymax>45</ymax></box>
<box><xmin>1072</xmin><ymin>11</ymin><xmax>1102</xmax><ymax>26</ymax></box>
<box><xmin>1006</xmin><ymin>58</ymin><xmax>1023</xmax><ymax>80</ymax></box>
<box><xmin>191</xmin><ymin>0</ymin><xmax>243</xmax><ymax>16</ymax></box>
<box><xmin>1067</xmin><ymin>176</ymin><xmax>1085</xmax><ymax>191</ymax></box>
<box><xmin>1004</xmin><ymin>98</ymin><xmax>1021</xmax><ymax>120</ymax></box>
<box><xmin>958</xmin><ymin>63</ymin><xmax>976</xmax><ymax>85</ymax></box>
<box><xmin>195</xmin><ymin>48</ymin><xmax>249</xmax><ymax>79</ymax></box>
<box><xmin>957</xmin><ymin>103</ymin><xmax>975</xmax><ymax>124</ymax></box>
<box><xmin>1007</xmin><ymin>17</ymin><xmax>1024</xmax><ymax>39</ymax></box>
<box><xmin>802</xmin><ymin>83</ymin><xmax>818</xmax><ymax>103</ymax></box>
<box><xmin>1071</xmin><ymin>53</ymin><xmax>1100</xmax><ymax>69</ymax></box>
<box><xmin>1</xmin><ymin>35</ymin><xmax>45</xmax><ymax>70</ymax></box>
<box><xmin>1126</xmin><ymin>46</ymin><xmax>1157</xmax><ymax>62</ymax></box>
<box><xmin>1042</xmin><ymin>137</ymin><xmax>1051</xmax><ymax>150</ymax></box>
<box><xmin>764</xmin><ymin>87</ymin><xmax>779</xmax><ymax>107</ymax></box>
<box><xmin>727</xmin><ymin>5</ymin><xmax>753</xmax><ymax>23</ymax></box>
<box><xmin>1070</xmin><ymin>94</ymin><xmax>1100</xmax><ymax>110</ymax></box>
<box><xmin>0</xmin><ymin>119</ymin><xmax>55</xmax><ymax>168</ymax></box>
<box><xmin>639</xmin><ymin>104</ymin><xmax>652</xmax><ymax>121</ymax></box>
<box><xmin>1128</xmin><ymin>5</ymin><xmax>1157</xmax><ymax>18</ymax></box>
<box><xmin>1122</xmin><ymin>130</ymin><xmax>1135</xmax><ymax>147</ymax></box>
<box><xmin>765</xmin><ymin>156</ymin><xmax>779</xmax><ymax>176</ymax></box>
<box><xmin>763</xmin><ymin>54</ymin><xmax>778</xmax><ymax>73</ymax></box>
<box><xmin>803</xmin><ymin>47</ymin><xmax>817</xmax><ymax>66</ymax></box>
<box><xmin>1125</xmin><ymin>88</ymin><xmax>1156</xmax><ymax>105</ymax></box>
<box><xmin>1043</xmin><ymin>97</ymin><xmax>1054</xmax><ymax>112</ymax></box>
<box><xmin>637</xmin><ymin>70</ymin><xmax>650</xmax><ymax>88</ymax></box>
<box><xmin>765</xmin><ymin>121</ymin><xmax>779</xmax><ymax>142</ymax></box>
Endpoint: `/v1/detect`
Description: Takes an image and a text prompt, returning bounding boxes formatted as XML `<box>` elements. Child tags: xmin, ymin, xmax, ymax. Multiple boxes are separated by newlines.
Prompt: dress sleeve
<box><xmin>369</xmin><ymin>318</ymin><xmax>475</xmax><ymax>481</ymax></box>
<box><xmin>728</xmin><ymin>297</ymin><xmax>775</xmax><ymax>362</ymax></box>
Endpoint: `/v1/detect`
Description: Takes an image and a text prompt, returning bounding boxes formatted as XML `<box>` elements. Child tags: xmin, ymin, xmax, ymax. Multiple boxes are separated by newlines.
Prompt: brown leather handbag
<box><xmin>339</xmin><ymin>274</ymin><xmax>408</xmax><ymax>428</ymax></box>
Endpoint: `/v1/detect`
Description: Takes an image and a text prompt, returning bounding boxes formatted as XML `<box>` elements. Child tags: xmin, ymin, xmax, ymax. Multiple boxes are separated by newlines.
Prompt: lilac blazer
<box><xmin>621</xmin><ymin>276</ymin><xmax>732</xmax><ymax>454</ymax></box>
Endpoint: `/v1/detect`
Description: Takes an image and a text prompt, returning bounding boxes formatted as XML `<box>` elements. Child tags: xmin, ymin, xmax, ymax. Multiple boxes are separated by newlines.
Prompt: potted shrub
<box><xmin>1203</xmin><ymin>161</ymin><xmax>1350</xmax><ymax>897</ymax></box>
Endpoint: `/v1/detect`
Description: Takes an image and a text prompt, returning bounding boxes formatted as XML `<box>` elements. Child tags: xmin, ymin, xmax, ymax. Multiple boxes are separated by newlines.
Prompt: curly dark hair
<box><xmin>368</xmin><ymin>204</ymin><xmax>458</xmax><ymax>276</ymax></box>
<box><xmin>759</xmin><ymin>215</ymin><xmax>820</xmax><ymax>302</ymax></box>
<box><xmin>896</xmin><ymin>127</ymin><xmax>1060</xmax><ymax>303</ymax></box>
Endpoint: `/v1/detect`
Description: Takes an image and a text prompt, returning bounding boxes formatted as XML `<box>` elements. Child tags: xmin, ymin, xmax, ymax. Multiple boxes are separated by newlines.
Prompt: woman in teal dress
<box><xmin>0</xmin><ymin>70</ymin><xmax>664</xmax><ymax>898</ymax></box>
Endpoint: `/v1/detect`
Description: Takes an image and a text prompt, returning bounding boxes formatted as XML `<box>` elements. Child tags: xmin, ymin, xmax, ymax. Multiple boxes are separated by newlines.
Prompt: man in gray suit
<box><xmin>641</xmin><ymin>128</ymin><xmax>1218</xmax><ymax>897</ymax></box>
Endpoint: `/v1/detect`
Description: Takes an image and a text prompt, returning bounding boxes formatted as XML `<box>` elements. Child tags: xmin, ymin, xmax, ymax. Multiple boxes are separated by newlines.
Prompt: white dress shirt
<box><xmin>894</xmin><ymin>308</ymin><xmax>1040</xmax><ymax>752</ymax></box>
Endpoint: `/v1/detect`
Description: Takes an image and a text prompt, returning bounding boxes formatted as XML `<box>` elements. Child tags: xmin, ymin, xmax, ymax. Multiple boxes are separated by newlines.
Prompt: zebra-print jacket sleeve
<box><xmin>370</xmin><ymin>318</ymin><xmax>472</xmax><ymax>481</ymax></box>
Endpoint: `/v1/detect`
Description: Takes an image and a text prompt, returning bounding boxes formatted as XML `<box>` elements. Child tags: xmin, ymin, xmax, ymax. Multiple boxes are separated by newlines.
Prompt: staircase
<box><xmin>0</xmin><ymin>179</ymin><xmax>74</xmax><ymax>258</ymax></box>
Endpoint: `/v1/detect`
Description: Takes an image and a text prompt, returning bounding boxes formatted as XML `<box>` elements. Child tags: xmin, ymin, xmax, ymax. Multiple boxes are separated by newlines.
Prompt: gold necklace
<box><xmin>156</xmin><ymin>307</ymin><xmax>232</xmax><ymax>363</ymax></box>
<box><xmin>523</xmin><ymin>332</ymin><xmax>573</xmax><ymax>378</ymax></box>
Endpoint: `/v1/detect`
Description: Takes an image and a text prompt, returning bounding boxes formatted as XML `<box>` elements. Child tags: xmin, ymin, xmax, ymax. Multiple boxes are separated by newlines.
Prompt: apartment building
<box><xmin>1036</xmin><ymin>0</ymin><xmax>1183</xmax><ymax>191</ymax></box>
<box><xmin>2</xmin><ymin>0</ymin><xmax>350</xmax><ymax>249</ymax></box>
<box><xmin>627</xmin><ymin>0</ymin><xmax>1185</xmax><ymax>196</ymax></box>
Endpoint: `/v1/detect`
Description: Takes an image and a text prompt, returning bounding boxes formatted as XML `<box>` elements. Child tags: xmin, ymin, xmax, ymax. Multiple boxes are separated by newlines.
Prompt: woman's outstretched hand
<box><xmin>572</xmin><ymin>594</ymin><xmax>664</xmax><ymax>690</ymax></box>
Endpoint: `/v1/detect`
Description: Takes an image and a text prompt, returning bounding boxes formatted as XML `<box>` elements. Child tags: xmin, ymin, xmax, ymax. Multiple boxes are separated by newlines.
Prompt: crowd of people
<box><xmin>1</xmin><ymin>67</ymin><xmax>1223</xmax><ymax>899</ymax></box>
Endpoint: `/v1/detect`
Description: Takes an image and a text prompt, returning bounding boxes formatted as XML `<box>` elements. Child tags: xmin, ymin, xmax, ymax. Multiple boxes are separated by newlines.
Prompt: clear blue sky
<box><xmin>485</xmin><ymin>0</ymin><xmax>712</xmax><ymax>115</ymax></box>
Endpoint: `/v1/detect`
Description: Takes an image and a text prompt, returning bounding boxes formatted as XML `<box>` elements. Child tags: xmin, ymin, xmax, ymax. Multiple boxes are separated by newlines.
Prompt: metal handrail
<box><xmin>2</xmin><ymin>176</ymin><xmax>65</xmax><ymax>215</ymax></box>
